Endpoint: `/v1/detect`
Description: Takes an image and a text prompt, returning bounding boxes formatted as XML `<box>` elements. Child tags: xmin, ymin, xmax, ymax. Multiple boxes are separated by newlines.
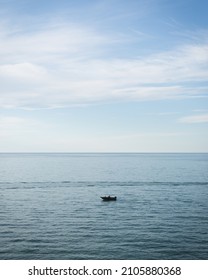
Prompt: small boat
<box><xmin>101</xmin><ymin>196</ymin><xmax>117</xmax><ymax>201</ymax></box>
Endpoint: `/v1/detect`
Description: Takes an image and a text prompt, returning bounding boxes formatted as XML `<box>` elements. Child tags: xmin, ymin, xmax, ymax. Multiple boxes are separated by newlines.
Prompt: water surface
<box><xmin>0</xmin><ymin>153</ymin><xmax>207</xmax><ymax>259</ymax></box>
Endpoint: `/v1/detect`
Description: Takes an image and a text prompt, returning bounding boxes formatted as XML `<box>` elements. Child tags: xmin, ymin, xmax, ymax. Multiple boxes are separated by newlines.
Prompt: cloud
<box><xmin>0</xmin><ymin>19</ymin><xmax>111</xmax><ymax>62</ymax></box>
<box><xmin>0</xmin><ymin>18</ymin><xmax>208</xmax><ymax>109</ymax></box>
<box><xmin>0</xmin><ymin>62</ymin><xmax>47</xmax><ymax>80</ymax></box>
<box><xmin>179</xmin><ymin>114</ymin><xmax>208</xmax><ymax>123</ymax></box>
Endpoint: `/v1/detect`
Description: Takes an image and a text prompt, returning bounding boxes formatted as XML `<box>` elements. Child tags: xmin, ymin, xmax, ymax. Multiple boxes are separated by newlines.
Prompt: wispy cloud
<box><xmin>0</xmin><ymin>16</ymin><xmax>208</xmax><ymax>109</ymax></box>
<box><xmin>179</xmin><ymin>114</ymin><xmax>208</xmax><ymax>123</ymax></box>
<box><xmin>0</xmin><ymin>20</ymin><xmax>109</xmax><ymax>63</ymax></box>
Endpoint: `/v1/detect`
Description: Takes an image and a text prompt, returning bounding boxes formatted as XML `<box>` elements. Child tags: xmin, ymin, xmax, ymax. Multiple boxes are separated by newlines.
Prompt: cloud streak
<box><xmin>179</xmin><ymin>114</ymin><xmax>208</xmax><ymax>123</ymax></box>
<box><xmin>0</xmin><ymin>17</ymin><xmax>208</xmax><ymax>109</ymax></box>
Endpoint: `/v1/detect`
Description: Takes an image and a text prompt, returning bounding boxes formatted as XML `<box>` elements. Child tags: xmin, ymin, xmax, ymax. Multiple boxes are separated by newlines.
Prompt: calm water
<box><xmin>0</xmin><ymin>153</ymin><xmax>207</xmax><ymax>260</ymax></box>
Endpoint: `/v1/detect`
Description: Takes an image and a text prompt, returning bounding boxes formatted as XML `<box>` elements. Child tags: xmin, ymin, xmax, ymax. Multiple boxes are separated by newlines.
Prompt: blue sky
<box><xmin>0</xmin><ymin>0</ymin><xmax>208</xmax><ymax>152</ymax></box>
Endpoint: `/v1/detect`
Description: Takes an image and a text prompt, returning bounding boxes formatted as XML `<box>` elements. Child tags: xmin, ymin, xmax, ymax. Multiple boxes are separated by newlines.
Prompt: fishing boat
<box><xmin>100</xmin><ymin>196</ymin><xmax>117</xmax><ymax>201</ymax></box>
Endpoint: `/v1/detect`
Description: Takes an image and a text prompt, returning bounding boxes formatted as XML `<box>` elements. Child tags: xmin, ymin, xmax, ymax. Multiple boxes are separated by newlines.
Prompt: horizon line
<box><xmin>0</xmin><ymin>152</ymin><xmax>207</xmax><ymax>154</ymax></box>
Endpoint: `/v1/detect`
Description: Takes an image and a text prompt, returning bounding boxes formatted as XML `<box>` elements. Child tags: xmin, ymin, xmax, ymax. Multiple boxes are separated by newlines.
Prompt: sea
<box><xmin>0</xmin><ymin>153</ymin><xmax>207</xmax><ymax>260</ymax></box>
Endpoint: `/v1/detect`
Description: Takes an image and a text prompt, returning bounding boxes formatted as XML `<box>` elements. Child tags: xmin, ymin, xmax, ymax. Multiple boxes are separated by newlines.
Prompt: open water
<box><xmin>0</xmin><ymin>153</ymin><xmax>207</xmax><ymax>259</ymax></box>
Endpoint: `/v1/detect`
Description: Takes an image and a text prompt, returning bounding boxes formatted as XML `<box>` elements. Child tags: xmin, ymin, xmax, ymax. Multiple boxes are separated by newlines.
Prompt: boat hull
<box><xmin>101</xmin><ymin>196</ymin><xmax>117</xmax><ymax>201</ymax></box>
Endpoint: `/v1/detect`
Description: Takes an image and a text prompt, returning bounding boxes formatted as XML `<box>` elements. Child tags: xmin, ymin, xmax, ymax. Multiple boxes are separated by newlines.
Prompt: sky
<box><xmin>0</xmin><ymin>0</ymin><xmax>208</xmax><ymax>152</ymax></box>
